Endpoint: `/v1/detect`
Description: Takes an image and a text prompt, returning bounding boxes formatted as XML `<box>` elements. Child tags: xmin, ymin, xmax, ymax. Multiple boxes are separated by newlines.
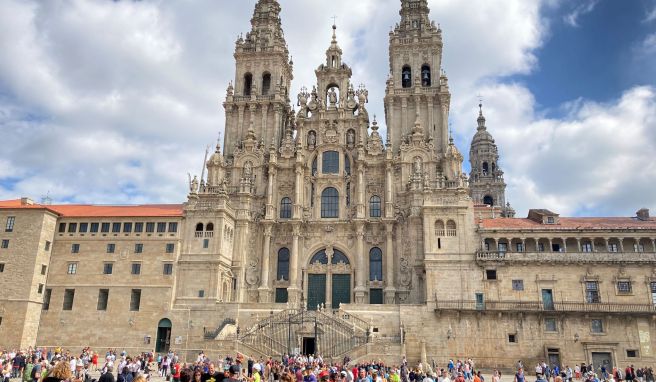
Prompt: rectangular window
<box><xmin>163</xmin><ymin>263</ymin><xmax>173</xmax><ymax>275</ymax></box>
<box><xmin>322</xmin><ymin>151</ymin><xmax>340</xmax><ymax>173</ymax></box>
<box><xmin>134</xmin><ymin>222</ymin><xmax>144</xmax><ymax>233</ymax></box>
<box><xmin>582</xmin><ymin>243</ymin><xmax>592</xmax><ymax>252</ymax></box>
<box><xmin>156</xmin><ymin>222</ymin><xmax>166</xmax><ymax>233</ymax></box>
<box><xmin>101</xmin><ymin>223</ymin><xmax>110</xmax><ymax>233</ymax></box>
<box><xmin>123</xmin><ymin>222</ymin><xmax>132</xmax><ymax>233</ymax></box>
<box><xmin>516</xmin><ymin>243</ymin><xmax>524</xmax><ymax>252</ymax></box>
<box><xmin>198</xmin><ymin>290</ymin><xmax>205</xmax><ymax>298</ymax></box>
<box><xmin>71</xmin><ymin>243</ymin><xmax>80</xmax><ymax>253</ymax></box>
<box><xmin>145</xmin><ymin>222</ymin><xmax>155</xmax><ymax>233</ymax></box>
<box><xmin>67</xmin><ymin>223</ymin><xmax>77</xmax><ymax>233</ymax></box>
<box><xmin>546</xmin><ymin>216</ymin><xmax>555</xmax><ymax>224</ymax></box>
<box><xmin>545</xmin><ymin>318</ymin><xmax>557</xmax><ymax>332</ymax></box>
<box><xmin>508</xmin><ymin>334</ymin><xmax>517</xmax><ymax>343</ymax></box>
<box><xmin>165</xmin><ymin>243</ymin><xmax>175</xmax><ymax>253</ymax></box>
<box><xmin>5</xmin><ymin>216</ymin><xmax>15</xmax><ymax>232</ymax></box>
<box><xmin>486</xmin><ymin>269</ymin><xmax>497</xmax><ymax>280</ymax></box>
<box><xmin>45</xmin><ymin>240</ymin><xmax>51</xmax><ymax>251</ymax></box>
<box><xmin>634</xmin><ymin>244</ymin><xmax>645</xmax><ymax>252</ymax></box>
<box><xmin>591</xmin><ymin>319</ymin><xmax>604</xmax><ymax>333</ymax></box>
<box><xmin>617</xmin><ymin>281</ymin><xmax>632</xmax><ymax>294</ymax></box>
<box><xmin>106</xmin><ymin>243</ymin><xmax>115</xmax><ymax>254</ymax></box>
<box><xmin>67</xmin><ymin>263</ymin><xmax>77</xmax><ymax>274</ymax></box>
<box><xmin>134</xmin><ymin>243</ymin><xmax>143</xmax><ymax>253</ymax></box>
<box><xmin>63</xmin><ymin>289</ymin><xmax>75</xmax><ymax>310</ymax></box>
<box><xmin>131</xmin><ymin>263</ymin><xmax>141</xmax><ymax>275</ymax></box>
<box><xmin>90</xmin><ymin>223</ymin><xmax>99</xmax><ymax>233</ymax></box>
<box><xmin>369</xmin><ymin>288</ymin><xmax>384</xmax><ymax>304</ymax></box>
<box><xmin>626</xmin><ymin>350</ymin><xmax>638</xmax><ymax>358</ymax></box>
<box><xmin>0</xmin><ymin>263</ymin><xmax>4</xmax><ymax>272</ymax></box>
<box><xmin>41</xmin><ymin>264</ymin><xmax>47</xmax><ymax>275</ymax></box>
<box><xmin>130</xmin><ymin>289</ymin><xmax>141</xmax><ymax>311</ymax></box>
<box><xmin>112</xmin><ymin>222</ymin><xmax>121</xmax><ymax>233</ymax></box>
<box><xmin>43</xmin><ymin>288</ymin><xmax>51</xmax><ymax>310</ymax></box>
<box><xmin>1</xmin><ymin>240</ymin><xmax>8</xmax><ymax>249</ymax></box>
<box><xmin>585</xmin><ymin>281</ymin><xmax>600</xmax><ymax>303</ymax></box>
<box><xmin>37</xmin><ymin>283</ymin><xmax>44</xmax><ymax>294</ymax></box>
<box><xmin>498</xmin><ymin>243</ymin><xmax>507</xmax><ymax>253</ymax></box>
<box><xmin>512</xmin><ymin>279</ymin><xmax>524</xmax><ymax>291</ymax></box>
<box><xmin>275</xmin><ymin>288</ymin><xmax>288</xmax><ymax>303</ymax></box>
<box><xmin>168</xmin><ymin>222</ymin><xmax>178</xmax><ymax>233</ymax></box>
<box><xmin>608</xmin><ymin>244</ymin><xmax>618</xmax><ymax>252</ymax></box>
<box><xmin>97</xmin><ymin>289</ymin><xmax>109</xmax><ymax>311</ymax></box>
<box><xmin>58</xmin><ymin>222</ymin><xmax>66</xmax><ymax>233</ymax></box>
<box><xmin>103</xmin><ymin>263</ymin><xmax>113</xmax><ymax>275</ymax></box>
<box><xmin>79</xmin><ymin>223</ymin><xmax>88</xmax><ymax>233</ymax></box>
<box><xmin>203</xmin><ymin>238</ymin><xmax>209</xmax><ymax>249</ymax></box>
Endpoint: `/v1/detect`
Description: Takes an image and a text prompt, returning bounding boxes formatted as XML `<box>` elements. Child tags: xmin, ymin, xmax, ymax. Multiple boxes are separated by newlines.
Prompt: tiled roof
<box><xmin>0</xmin><ymin>199</ymin><xmax>184</xmax><ymax>217</ymax></box>
<box><xmin>481</xmin><ymin>217</ymin><xmax>656</xmax><ymax>230</ymax></box>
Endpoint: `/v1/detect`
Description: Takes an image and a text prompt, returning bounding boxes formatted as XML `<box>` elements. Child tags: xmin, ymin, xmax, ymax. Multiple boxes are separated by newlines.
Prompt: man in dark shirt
<box><xmin>99</xmin><ymin>365</ymin><xmax>116</xmax><ymax>382</ymax></box>
<box><xmin>203</xmin><ymin>363</ymin><xmax>223</xmax><ymax>382</ymax></box>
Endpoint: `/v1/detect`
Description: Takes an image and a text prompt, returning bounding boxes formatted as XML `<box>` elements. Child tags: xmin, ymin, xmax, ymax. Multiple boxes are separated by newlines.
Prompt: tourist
<box><xmin>514</xmin><ymin>368</ymin><xmax>525</xmax><ymax>382</ymax></box>
<box><xmin>42</xmin><ymin>361</ymin><xmax>71</xmax><ymax>382</ymax></box>
<box><xmin>100</xmin><ymin>364</ymin><xmax>116</xmax><ymax>382</ymax></box>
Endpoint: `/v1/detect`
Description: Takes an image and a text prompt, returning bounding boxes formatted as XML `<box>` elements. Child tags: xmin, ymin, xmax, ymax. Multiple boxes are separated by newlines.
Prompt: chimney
<box><xmin>20</xmin><ymin>197</ymin><xmax>34</xmax><ymax>206</ymax></box>
<box><xmin>636</xmin><ymin>208</ymin><xmax>650</xmax><ymax>221</ymax></box>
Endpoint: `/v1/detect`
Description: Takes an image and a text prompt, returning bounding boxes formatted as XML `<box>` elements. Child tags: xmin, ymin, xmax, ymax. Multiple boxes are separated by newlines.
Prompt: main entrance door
<box><xmin>591</xmin><ymin>352</ymin><xmax>613</xmax><ymax>374</ymax></box>
<box><xmin>155</xmin><ymin>318</ymin><xmax>172</xmax><ymax>353</ymax></box>
<box><xmin>332</xmin><ymin>274</ymin><xmax>351</xmax><ymax>308</ymax></box>
<box><xmin>302</xmin><ymin>337</ymin><xmax>316</xmax><ymax>355</ymax></box>
<box><xmin>308</xmin><ymin>274</ymin><xmax>326</xmax><ymax>310</ymax></box>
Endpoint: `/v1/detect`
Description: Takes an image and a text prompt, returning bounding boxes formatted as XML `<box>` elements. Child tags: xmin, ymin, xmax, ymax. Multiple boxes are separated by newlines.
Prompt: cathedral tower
<box><xmin>468</xmin><ymin>104</ymin><xmax>508</xmax><ymax>211</ymax></box>
<box><xmin>223</xmin><ymin>0</ymin><xmax>294</xmax><ymax>158</ymax></box>
<box><xmin>385</xmin><ymin>0</ymin><xmax>451</xmax><ymax>154</ymax></box>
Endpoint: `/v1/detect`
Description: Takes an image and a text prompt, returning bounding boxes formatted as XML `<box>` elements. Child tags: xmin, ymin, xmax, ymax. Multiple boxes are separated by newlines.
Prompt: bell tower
<box><xmin>385</xmin><ymin>0</ymin><xmax>451</xmax><ymax>154</ymax></box>
<box><xmin>223</xmin><ymin>0</ymin><xmax>294</xmax><ymax>158</ymax></box>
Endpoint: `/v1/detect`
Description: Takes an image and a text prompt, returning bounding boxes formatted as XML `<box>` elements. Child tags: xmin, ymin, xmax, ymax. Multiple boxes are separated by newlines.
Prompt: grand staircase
<box><xmin>234</xmin><ymin>308</ymin><xmax>370</xmax><ymax>359</ymax></box>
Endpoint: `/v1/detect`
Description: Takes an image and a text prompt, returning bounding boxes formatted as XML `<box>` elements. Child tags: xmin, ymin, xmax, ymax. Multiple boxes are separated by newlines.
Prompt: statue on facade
<box><xmin>413</xmin><ymin>157</ymin><xmax>422</xmax><ymax>175</ymax></box>
<box><xmin>308</xmin><ymin>131</ymin><xmax>316</xmax><ymax>148</ymax></box>
<box><xmin>190</xmin><ymin>175</ymin><xmax>199</xmax><ymax>193</ymax></box>
<box><xmin>243</xmin><ymin>161</ymin><xmax>253</xmax><ymax>178</ymax></box>
<box><xmin>308</xmin><ymin>86</ymin><xmax>318</xmax><ymax>112</ymax></box>
<box><xmin>328</xmin><ymin>88</ymin><xmax>338</xmax><ymax>108</ymax></box>
<box><xmin>346</xmin><ymin>129</ymin><xmax>355</xmax><ymax>146</ymax></box>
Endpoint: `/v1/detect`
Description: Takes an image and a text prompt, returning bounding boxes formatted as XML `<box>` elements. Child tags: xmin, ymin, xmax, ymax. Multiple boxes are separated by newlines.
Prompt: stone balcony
<box><xmin>435</xmin><ymin>299</ymin><xmax>656</xmax><ymax>314</ymax></box>
<box><xmin>476</xmin><ymin>250</ymin><xmax>656</xmax><ymax>264</ymax></box>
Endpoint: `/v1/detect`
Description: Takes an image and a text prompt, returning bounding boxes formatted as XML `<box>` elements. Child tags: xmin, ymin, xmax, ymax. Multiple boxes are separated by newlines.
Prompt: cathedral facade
<box><xmin>1</xmin><ymin>0</ymin><xmax>656</xmax><ymax>371</ymax></box>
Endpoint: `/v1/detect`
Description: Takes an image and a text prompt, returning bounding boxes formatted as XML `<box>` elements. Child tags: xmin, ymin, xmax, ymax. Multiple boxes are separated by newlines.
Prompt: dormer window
<box><xmin>546</xmin><ymin>216</ymin><xmax>555</xmax><ymax>224</ymax></box>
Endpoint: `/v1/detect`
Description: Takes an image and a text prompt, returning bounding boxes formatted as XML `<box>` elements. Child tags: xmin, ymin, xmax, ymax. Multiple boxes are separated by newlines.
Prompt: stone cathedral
<box><xmin>2</xmin><ymin>0</ymin><xmax>656</xmax><ymax>370</ymax></box>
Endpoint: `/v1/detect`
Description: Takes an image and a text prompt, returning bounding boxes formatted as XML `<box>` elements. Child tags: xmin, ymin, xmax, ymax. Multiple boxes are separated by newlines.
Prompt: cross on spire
<box><xmin>331</xmin><ymin>15</ymin><xmax>337</xmax><ymax>26</ymax></box>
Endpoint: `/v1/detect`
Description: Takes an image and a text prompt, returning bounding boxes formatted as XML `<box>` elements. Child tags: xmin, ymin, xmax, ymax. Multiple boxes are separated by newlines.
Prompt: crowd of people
<box><xmin>1</xmin><ymin>348</ymin><xmax>654</xmax><ymax>382</ymax></box>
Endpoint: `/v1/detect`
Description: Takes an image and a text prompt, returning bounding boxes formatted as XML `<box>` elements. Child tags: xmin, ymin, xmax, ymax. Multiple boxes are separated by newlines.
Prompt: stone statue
<box><xmin>346</xmin><ymin>129</ymin><xmax>355</xmax><ymax>145</ymax></box>
<box><xmin>328</xmin><ymin>88</ymin><xmax>337</xmax><ymax>107</ymax></box>
<box><xmin>190</xmin><ymin>175</ymin><xmax>199</xmax><ymax>193</ymax></box>
<box><xmin>243</xmin><ymin>161</ymin><xmax>253</xmax><ymax>178</ymax></box>
<box><xmin>414</xmin><ymin>157</ymin><xmax>422</xmax><ymax>174</ymax></box>
<box><xmin>308</xmin><ymin>131</ymin><xmax>316</xmax><ymax>147</ymax></box>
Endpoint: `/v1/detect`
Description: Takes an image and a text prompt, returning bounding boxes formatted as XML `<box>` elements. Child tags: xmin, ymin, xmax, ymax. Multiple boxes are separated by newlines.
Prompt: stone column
<box><xmin>562</xmin><ymin>238</ymin><xmax>567</xmax><ymax>252</ymax></box>
<box><xmin>651</xmin><ymin>239</ymin><xmax>656</xmax><ymax>253</ymax></box>
<box><xmin>604</xmin><ymin>238</ymin><xmax>609</xmax><ymax>252</ymax></box>
<box><xmin>576</xmin><ymin>238</ymin><xmax>581</xmax><ymax>252</ymax></box>
<box><xmin>326</xmin><ymin>247</ymin><xmax>334</xmax><ymax>309</ymax></box>
<box><xmin>385</xmin><ymin>162</ymin><xmax>394</xmax><ymax>218</ymax></box>
<box><xmin>521</xmin><ymin>238</ymin><xmax>526</xmax><ymax>252</ymax></box>
<box><xmin>288</xmin><ymin>224</ymin><xmax>301</xmax><ymax>306</ymax></box>
<box><xmin>547</xmin><ymin>238</ymin><xmax>553</xmax><ymax>252</ymax></box>
<box><xmin>401</xmin><ymin>97</ymin><xmax>408</xmax><ymax>137</ymax></box>
<box><xmin>384</xmin><ymin>224</ymin><xmax>396</xmax><ymax>304</ymax></box>
<box><xmin>354</xmin><ymin>223</ymin><xmax>367</xmax><ymax>304</ymax></box>
<box><xmin>356</xmin><ymin>165</ymin><xmax>365</xmax><ymax>218</ymax></box>
<box><xmin>258</xmin><ymin>225</ymin><xmax>273</xmax><ymax>302</ymax></box>
<box><xmin>237</xmin><ymin>105</ymin><xmax>245</xmax><ymax>139</ymax></box>
<box><xmin>261</xmin><ymin>103</ymin><xmax>269</xmax><ymax>145</ymax></box>
<box><xmin>293</xmin><ymin>165</ymin><xmax>303</xmax><ymax>219</ymax></box>
<box><xmin>265</xmin><ymin>166</ymin><xmax>276</xmax><ymax>219</ymax></box>
<box><xmin>618</xmin><ymin>238</ymin><xmax>624</xmax><ymax>252</ymax></box>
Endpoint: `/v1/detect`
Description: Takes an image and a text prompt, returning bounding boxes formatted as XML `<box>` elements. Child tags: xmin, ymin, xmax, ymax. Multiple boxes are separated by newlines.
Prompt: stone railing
<box><xmin>476</xmin><ymin>251</ymin><xmax>656</xmax><ymax>264</ymax></box>
<box><xmin>435</xmin><ymin>299</ymin><xmax>656</xmax><ymax>314</ymax></box>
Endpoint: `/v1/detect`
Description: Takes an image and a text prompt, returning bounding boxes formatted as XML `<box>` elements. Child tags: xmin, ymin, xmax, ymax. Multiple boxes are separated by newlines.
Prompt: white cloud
<box><xmin>643</xmin><ymin>33</ymin><xmax>656</xmax><ymax>53</ymax></box>
<box><xmin>563</xmin><ymin>0</ymin><xmax>599</xmax><ymax>27</ymax></box>
<box><xmin>645</xmin><ymin>4</ymin><xmax>656</xmax><ymax>22</ymax></box>
<box><xmin>0</xmin><ymin>0</ymin><xmax>653</xmax><ymax>218</ymax></box>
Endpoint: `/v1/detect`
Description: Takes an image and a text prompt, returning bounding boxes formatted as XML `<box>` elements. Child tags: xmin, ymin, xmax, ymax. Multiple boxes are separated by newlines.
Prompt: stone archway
<box><xmin>305</xmin><ymin>247</ymin><xmax>352</xmax><ymax>310</ymax></box>
<box><xmin>155</xmin><ymin>318</ymin><xmax>172</xmax><ymax>353</ymax></box>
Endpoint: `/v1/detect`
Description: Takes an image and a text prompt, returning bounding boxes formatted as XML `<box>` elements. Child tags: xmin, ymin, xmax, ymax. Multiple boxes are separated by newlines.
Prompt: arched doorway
<box><xmin>155</xmin><ymin>318</ymin><xmax>172</xmax><ymax>353</ymax></box>
<box><xmin>306</xmin><ymin>248</ymin><xmax>351</xmax><ymax>310</ymax></box>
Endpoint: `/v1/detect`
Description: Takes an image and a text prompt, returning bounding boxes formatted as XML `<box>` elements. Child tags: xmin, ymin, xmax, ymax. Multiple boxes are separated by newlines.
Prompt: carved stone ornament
<box><xmin>245</xmin><ymin>257</ymin><xmax>260</xmax><ymax>286</ymax></box>
<box><xmin>322</xmin><ymin>119</ymin><xmax>339</xmax><ymax>144</ymax></box>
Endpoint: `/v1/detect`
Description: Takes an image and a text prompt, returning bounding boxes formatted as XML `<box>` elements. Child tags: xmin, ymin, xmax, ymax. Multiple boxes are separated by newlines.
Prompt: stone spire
<box><xmin>325</xmin><ymin>24</ymin><xmax>343</xmax><ymax>68</ymax></box>
<box><xmin>241</xmin><ymin>0</ymin><xmax>287</xmax><ymax>53</ymax></box>
<box><xmin>477</xmin><ymin>102</ymin><xmax>486</xmax><ymax>130</ymax></box>
<box><xmin>397</xmin><ymin>0</ymin><xmax>432</xmax><ymax>35</ymax></box>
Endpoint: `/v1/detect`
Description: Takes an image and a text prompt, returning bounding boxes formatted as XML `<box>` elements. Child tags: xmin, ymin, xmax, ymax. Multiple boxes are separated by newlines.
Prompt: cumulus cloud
<box><xmin>0</xmin><ymin>0</ymin><xmax>653</xmax><ymax>218</ymax></box>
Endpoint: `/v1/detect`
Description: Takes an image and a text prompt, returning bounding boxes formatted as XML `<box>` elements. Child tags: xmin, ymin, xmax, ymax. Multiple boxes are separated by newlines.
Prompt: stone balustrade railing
<box><xmin>435</xmin><ymin>299</ymin><xmax>656</xmax><ymax>314</ymax></box>
<box><xmin>476</xmin><ymin>250</ymin><xmax>656</xmax><ymax>264</ymax></box>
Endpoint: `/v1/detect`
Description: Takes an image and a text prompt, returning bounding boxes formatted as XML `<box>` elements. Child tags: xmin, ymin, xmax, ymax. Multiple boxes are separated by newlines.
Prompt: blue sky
<box><xmin>0</xmin><ymin>0</ymin><xmax>654</xmax><ymax>217</ymax></box>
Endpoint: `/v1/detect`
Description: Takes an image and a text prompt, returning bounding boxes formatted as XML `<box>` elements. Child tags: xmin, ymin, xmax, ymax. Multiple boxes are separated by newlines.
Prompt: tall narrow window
<box><xmin>97</xmin><ymin>289</ymin><xmax>109</xmax><ymax>311</ymax></box>
<box><xmin>402</xmin><ymin>65</ymin><xmax>412</xmax><ymax>88</ymax></box>
<box><xmin>244</xmin><ymin>73</ymin><xmax>253</xmax><ymax>96</ymax></box>
<box><xmin>262</xmin><ymin>73</ymin><xmax>271</xmax><ymax>95</ymax></box>
<box><xmin>322</xmin><ymin>151</ymin><xmax>339</xmax><ymax>173</ymax></box>
<box><xmin>63</xmin><ymin>289</ymin><xmax>75</xmax><ymax>310</ymax></box>
<box><xmin>421</xmin><ymin>65</ymin><xmax>431</xmax><ymax>87</ymax></box>
<box><xmin>5</xmin><ymin>216</ymin><xmax>15</xmax><ymax>232</ymax></box>
<box><xmin>280</xmin><ymin>197</ymin><xmax>292</xmax><ymax>219</ymax></box>
<box><xmin>43</xmin><ymin>288</ymin><xmax>52</xmax><ymax>310</ymax></box>
<box><xmin>369</xmin><ymin>247</ymin><xmax>383</xmax><ymax>281</ymax></box>
<box><xmin>130</xmin><ymin>289</ymin><xmax>141</xmax><ymax>311</ymax></box>
<box><xmin>585</xmin><ymin>281</ymin><xmax>600</xmax><ymax>303</ymax></box>
<box><xmin>277</xmin><ymin>248</ymin><xmax>290</xmax><ymax>281</ymax></box>
<box><xmin>321</xmin><ymin>187</ymin><xmax>339</xmax><ymax>218</ymax></box>
<box><xmin>370</xmin><ymin>196</ymin><xmax>382</xmax><ymax>218</ymax></box>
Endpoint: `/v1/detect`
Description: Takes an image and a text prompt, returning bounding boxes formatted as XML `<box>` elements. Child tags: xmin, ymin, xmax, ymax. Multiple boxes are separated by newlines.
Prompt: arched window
<box><xmin>402</xmin><ymin>66</ymin><xmax>412</xmax><ymax>88</ymax></box>
<box><xmin>321</xmin><ymin>187</ymin><xmax>339</xmax><ymax>218</ymax></box>
<box><xmin>482</xmin><ymin>162</ymin><xmax>489</xmax><ymax>174</ymax></box>
<box><xmin>195</xmin><ymin>223</ymin><xmax>204</xmax><ymax>232</ymax></box>
<box><xmin>446</xmin><ymin>220</ymin><xmax>457</xmax><ymax>236</ymax></box>
<box><xmin>483</xmin><ymin>195</ymin><xmax>494</xmax><ymax>206</ymax></box>
<box><xmin>322</xmin><ymin>151</ymin><xmax>339</xmax><ymax>173</ymax></box>
<box><xmin>276</xmin><ymin>248</ymin><xmax>290</xmax><ymax>280</ymax></box>
<box><xmin>206</xmin><ymin>223</ymin><xmax>214</xmax><ymax>231</ymax></box>
<box><xmin>369</xmin><ymin>247</ymin><xmax>383</xmax><ymax>281</ymax></box>
<box><xmin>331</xmin><ymin>249</ymin><xmax>349</xmax><ymax>265</ymax></box>
<box><xmin>244</xmin><ymin>73</ymin><xmax>253</xmax><ymax>96</ymax></box>
<box><xmin>421</xmin><ymin>65</ymin><xmax>431</xmax><ymax>87</ymax></box>
<box><xmin>262</xmin><ymin>73</ymin><xmax>271</xmax><ymax>95</ymax></box>
<box><xmin>280</xmin><ymin>197</ymin><xmax>292</xmax><ymax>219</ymax></box>
<box><xmin>370</xmin><ymin>196</ymin><xmax>382</xmax><ymax>218</ymax></box>
<box><xmin>435</xmin><ymin>220</ymin><xmax>445</xmax><ymax>236</ymax></box>
<box><xmin>310</xmin><ymin>250</ymin><xmax>329</xmax><ymax>265</ymax></box>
